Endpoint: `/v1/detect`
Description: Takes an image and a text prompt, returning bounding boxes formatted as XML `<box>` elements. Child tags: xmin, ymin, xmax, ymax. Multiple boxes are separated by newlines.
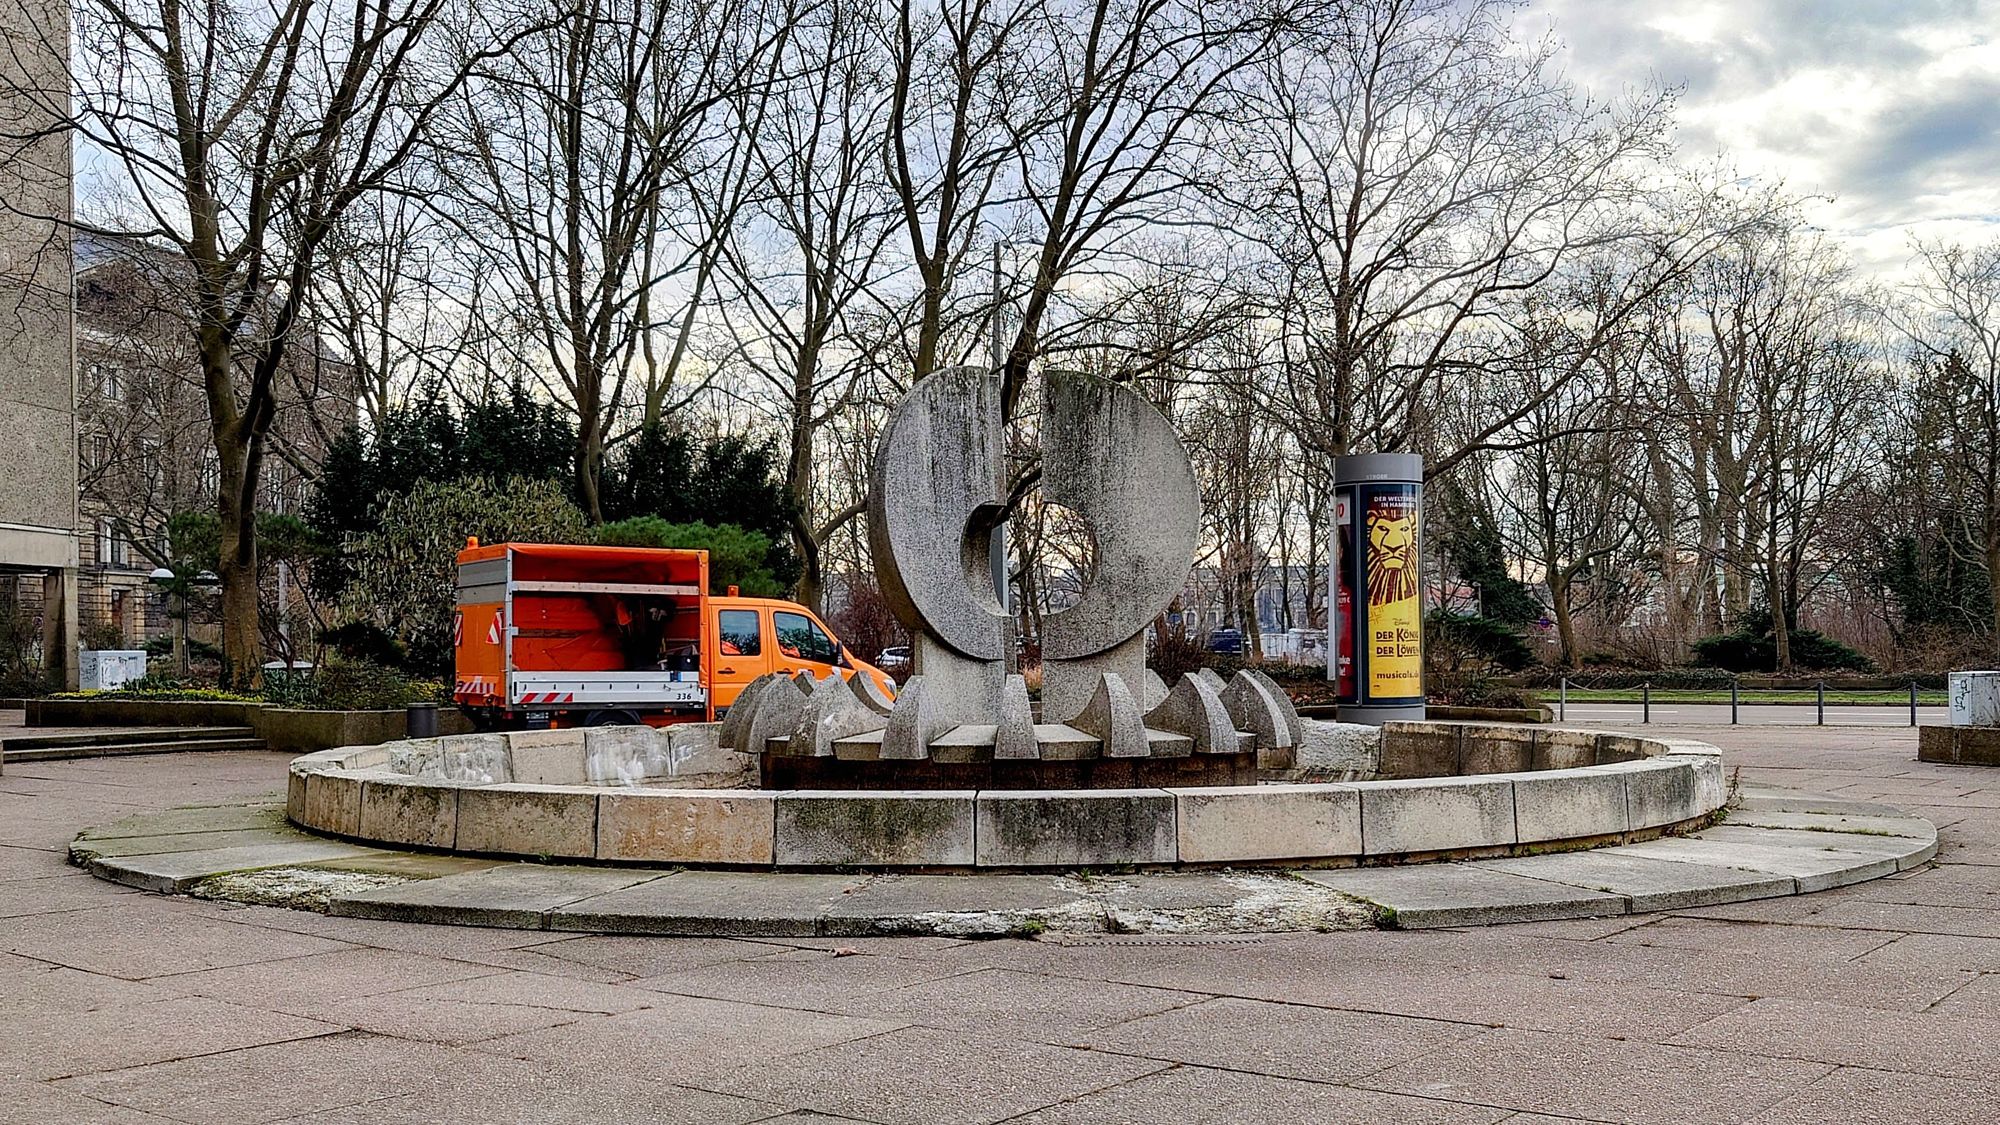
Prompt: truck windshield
<box><xmin>774</xmin><ymin>611</ymin><xmax>840</xmax><ymax>664</ymax></box>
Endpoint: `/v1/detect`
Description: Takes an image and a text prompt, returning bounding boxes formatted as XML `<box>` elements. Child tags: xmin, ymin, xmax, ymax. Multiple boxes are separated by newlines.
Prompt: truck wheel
<box><xmin>585</xmin><ymin>709</ymin><xmax>644</xmax><ymax>727</ymax></box>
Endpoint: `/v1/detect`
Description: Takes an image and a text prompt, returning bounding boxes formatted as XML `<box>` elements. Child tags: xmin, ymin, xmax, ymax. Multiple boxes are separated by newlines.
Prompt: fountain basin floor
<box><xmin>71</xmin><ymin>786</ymin><xmax>1934</xmax><ymax>935</ymax></box>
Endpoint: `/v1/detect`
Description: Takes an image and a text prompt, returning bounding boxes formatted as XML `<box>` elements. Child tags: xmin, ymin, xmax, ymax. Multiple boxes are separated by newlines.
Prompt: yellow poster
<box><xmin>1365</xmin><ymin>489</ymin><xmax>1422</xmax><ymax>699</ymax></box>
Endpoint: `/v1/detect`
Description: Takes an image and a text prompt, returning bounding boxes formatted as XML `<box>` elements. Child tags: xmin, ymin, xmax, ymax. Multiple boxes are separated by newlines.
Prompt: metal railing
<box><xmin>1554</xmin><ymin>676</ymin><xmax>1928</xmax><ymax>726</ymax></box>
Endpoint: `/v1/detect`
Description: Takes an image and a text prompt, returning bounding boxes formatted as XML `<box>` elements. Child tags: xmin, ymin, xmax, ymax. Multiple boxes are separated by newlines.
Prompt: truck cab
<box><xmin>708</xmin><ymin>596</ymin><xmax>892</xmax><ymax>710</ymax></box>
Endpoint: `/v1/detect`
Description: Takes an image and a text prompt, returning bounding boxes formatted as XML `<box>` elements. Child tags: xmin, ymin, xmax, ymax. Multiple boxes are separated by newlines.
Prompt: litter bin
<box><xmin>406</xmin><ymin>702</ymin><xmax>439</xmax><ymax>738</ymax></box>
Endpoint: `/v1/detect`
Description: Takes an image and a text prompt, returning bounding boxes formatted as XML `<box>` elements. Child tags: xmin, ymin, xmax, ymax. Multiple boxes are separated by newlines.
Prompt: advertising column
<box><xmin>1329</xmin><ymin>453</ymin><xmax>1425</xmax><ymax>724</ymax></box>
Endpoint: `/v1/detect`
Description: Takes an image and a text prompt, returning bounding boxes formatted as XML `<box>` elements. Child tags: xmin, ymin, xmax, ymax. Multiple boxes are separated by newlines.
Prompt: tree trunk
<box><xmin>1550</xmin><ymin>572</ymin><xmax>1578</xmax><ymax>668</ymax></box>
<box><xmin>1987</xmin><ymin>536</ymin><xmax>2000</xmax><ymax>660</ymax></box>
<box><xmin>1768</xmin><ymin>568</ymin><xmax>1792</xmax><ymax>673</ymax></box>
<box><xmin>216</xmin><ymin>458</ymin><xmax>261</xmax><ymax>691</ymax></box>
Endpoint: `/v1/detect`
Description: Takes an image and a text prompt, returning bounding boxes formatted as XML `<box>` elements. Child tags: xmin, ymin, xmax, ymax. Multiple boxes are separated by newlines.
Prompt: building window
<box><xmin>94</xmin><ymin>362</ymin><xmax>122</xmax><ymax>401</ymax></box>
<box><xmin>97</xmin><ymin>519</ymin><xmax>130</xmax><ymax>568</ymax></box>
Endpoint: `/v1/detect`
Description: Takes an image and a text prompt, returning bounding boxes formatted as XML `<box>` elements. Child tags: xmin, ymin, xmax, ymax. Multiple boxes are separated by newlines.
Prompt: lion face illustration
<box><xmin>1366</xmin><ymin>510</ymin><xmax>1418</xmax><ymax>607</ymax></box>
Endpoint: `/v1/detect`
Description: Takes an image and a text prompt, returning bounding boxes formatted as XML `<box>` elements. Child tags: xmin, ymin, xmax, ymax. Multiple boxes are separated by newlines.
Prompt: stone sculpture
<box><xmin>727</xmin><ymin>364</ymin><xmax>1301</xmax><ymax>787</ymax></box>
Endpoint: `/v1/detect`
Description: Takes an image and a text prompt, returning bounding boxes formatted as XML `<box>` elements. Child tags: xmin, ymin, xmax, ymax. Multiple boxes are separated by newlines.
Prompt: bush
<box><xmin>1149</xmin><ymin>623</ymin><xmax>1209</xmax><ymax>682</ymax></box>
<box><xmin>1512</xmin><ymin>666</ymin><xmax>1741</xmax><ymax>690</ymax></box>
<box><xmin>1693</xmin><ymin>609</ymin><xmax>1874</xmax><ymax>673</ymax></box>
<box><xmin>317</xmin><ymin>621</ymin><xmax>408</xmax><ymax>669</ymax></box>
<box><xmin>342</xmin><ymin>475</ymin><xmax>590</xmax><ymax>677</ymax></box>
<box><xmin>261</xmin><ymin>659</ymin><xmax>439</xmax><ymax>710</ymax></box>
<box><xmin>142</xmin><ymin>634</ymin><xmax>223</xmax><ymax>660</ymax></box>
<box><xmin>596</xmin><ymin>517</ymin><xmax>789</xmax><ymax>597</ymax></box>
<box><xmin>53</xmin><ymin>677</ymin><xmax>261</xmax><ymax>702</ymax></box>
<box><xmin>1426</xmin><ymin>612</ymin><xmax>1536</xmax><ymax>673</ymax></box>
<box><xmin>0</xmin><ymin>598</ymin><xmax>49</xmax><ymax>696</ymax></box>
<box><xmin>1427</xmin><ymin>674</ymin><xmax>1541</xmax><ymax>710</ymax></box>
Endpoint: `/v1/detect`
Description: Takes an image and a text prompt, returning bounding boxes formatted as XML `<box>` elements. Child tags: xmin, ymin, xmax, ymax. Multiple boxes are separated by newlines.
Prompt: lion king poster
<box><xmin>1364</xmin><ymin>487</ymin><xmax>1422</xmax><ymax>698</ymax></box>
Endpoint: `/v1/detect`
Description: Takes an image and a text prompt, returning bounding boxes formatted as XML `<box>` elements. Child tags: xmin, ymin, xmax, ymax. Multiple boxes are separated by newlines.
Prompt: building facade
<box><xmin>72</xmin><ymin>232</ymin><xmax>358</xmax><ymax>652</ymax></box>
<box><xmin>0</xmin><ymin>0</ymin><xmax>78</xmax><ymax>688</ymax></box>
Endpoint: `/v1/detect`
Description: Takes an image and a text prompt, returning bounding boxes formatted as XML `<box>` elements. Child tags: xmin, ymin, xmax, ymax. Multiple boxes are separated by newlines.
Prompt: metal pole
<box><xmin>1731</xmin><ymin>677</ymin><xmax>1739</xmax><ymax>726</ymax></box>
<box><xmin>988</xmin><ymin>242</ymin><xmax>1010</xmax><ymax>618</ymax></box>
<box><xmin>1643</xmin><ymin>681</ymin><xmax>1651</xmax><ymax>724</ymax></box>
<box><xmin>1559</xmin><ymin>677</ymin><xmax>1567</xmax><ymax>722</ymax></box>
<box><xmin>1910</xmin><ymin>681</ymin><xmax>1919</xmax><ymax>728</ymax></box>
<box><xmin>1817</xmin><ymin>680</ymin><xmax>1826</xmax><ymax>726</ymax></box>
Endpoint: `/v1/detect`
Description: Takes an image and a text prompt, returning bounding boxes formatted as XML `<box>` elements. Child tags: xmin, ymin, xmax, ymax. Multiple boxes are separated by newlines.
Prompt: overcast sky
<box><xmin>1526</xmin><ymin>0</ymin><xmax>2000</xmax><ymax>277</ymax></box>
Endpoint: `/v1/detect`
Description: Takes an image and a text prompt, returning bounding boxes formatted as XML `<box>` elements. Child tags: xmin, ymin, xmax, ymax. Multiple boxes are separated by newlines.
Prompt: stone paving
<box><xmin>3</xmin><ymin>724</ymin><xmax>1999</xmax><ymax>1122</ymax></box>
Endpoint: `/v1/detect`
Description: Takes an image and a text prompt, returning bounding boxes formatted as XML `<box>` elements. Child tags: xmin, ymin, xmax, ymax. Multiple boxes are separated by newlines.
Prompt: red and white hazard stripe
<box><xmin>516</xmin><ymin>691</ymin><xmax>576</xmax><ymax>705</ymax></box>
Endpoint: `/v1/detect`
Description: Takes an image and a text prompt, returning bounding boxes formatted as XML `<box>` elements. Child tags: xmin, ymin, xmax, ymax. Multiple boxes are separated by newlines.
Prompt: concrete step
<box><xmin>3</xmin><ymin>735</ymin><xmax>269</xmax><ymax>762</ymax></box>
<box><xmin>1</xmin><ymin>726</ymin><xmax>256</xmax><ymax>751</ymax></box>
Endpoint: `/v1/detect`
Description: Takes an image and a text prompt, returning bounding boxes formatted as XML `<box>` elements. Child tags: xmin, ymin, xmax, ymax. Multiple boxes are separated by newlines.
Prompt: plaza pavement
<box><xmin>1</xmin><ymin>721</ymin><xmax>1997</xmax><ymax>1124</ymax></box>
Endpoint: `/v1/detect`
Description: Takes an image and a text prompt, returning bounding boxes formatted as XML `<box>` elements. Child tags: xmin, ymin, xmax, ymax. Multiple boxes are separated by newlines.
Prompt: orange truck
<box><xmin>452</xmin><ymin>540</ymin><xmax>894</xmax><ymax>729</ymax></box>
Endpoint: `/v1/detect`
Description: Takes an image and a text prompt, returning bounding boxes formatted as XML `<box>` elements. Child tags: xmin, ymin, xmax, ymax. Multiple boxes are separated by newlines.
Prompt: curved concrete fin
<box><xmin>1246</xmin><ymin>667</ymin><xmax>1304</xmax><ymax>745</ymax></box>
<box><xmin>746</xmin><ymin>674</ymin><xmax>811</xmax><ymax>757</ymax></box>
<box><xmin>719</xmin><ymin>674</ymin><xmax>777</xmax><ymax>752</ymax></box>
<box><xmin>1145</xmin><ymin>672</ymin><xmax>1240</xmax><ymax>754</ymax></box>
<box><xmin>1223</xmin><ymin>669</ymin><xmax>1296</xmax><ymax>752</ymax></box>
<box><xmin>1071</xmin><ymin>674</ymin><xmax>1147</xmax><ymax>758</ymax></box>
<box><xmin>1194</xmin><ymin>667</ymin><xmax>1229</xmax><ymax>696</ymax></box>
<box><xmin>846</xmin><ymin>671</ymin><xmax>896</xmax><ymax>716</ymax></box>
<box><xmin>1139</xmin><ymin>668</ymin><xmax>1171</xmax><ymax>712</ymax></box>
<box><xmin>994</xmin><ymin>674</ymin><xmax>1039</xmax><ymax>761</ymax></box>
<box><xmin>881</xmin><ymin>676</ymin><xmax>940</xmax><ymax>760</ymax></box>
<box><xmin>790</xmin><ymin>679</ymin><xmax>887</xmax><ymax>758</ymax></box>
<box><xmin>792</xmin><ymin>669</ymin><xmax>831</xmax><ymax>696</ymax></box>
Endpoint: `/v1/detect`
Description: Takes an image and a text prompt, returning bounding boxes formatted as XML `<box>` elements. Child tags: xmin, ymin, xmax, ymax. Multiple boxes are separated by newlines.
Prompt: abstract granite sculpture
<box><xmin>727</xmin><ymin>366</ymin><xmax>1299</xmax><ymax>788</ymax></box>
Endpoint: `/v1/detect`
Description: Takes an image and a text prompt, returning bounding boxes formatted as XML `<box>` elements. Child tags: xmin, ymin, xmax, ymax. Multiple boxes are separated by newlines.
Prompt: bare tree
<box><xmin>435</xmin><ymin>0</ymin><xmax>770</xmax><ymax>520</ymax></box>
<box><xmin>1</xmin><ymin>0</ymin><xmax>538</xmax><ymax>686</ymax></box>
<box><xmin>1241</xmin><ymin>0</ymin><xmax>1704</xmax><ymax>466</ymax></box>
<box><xmin>1903</xmin><ymin>239</ymin><xmax>2000</xmax><ymax>649</ymax></box>
<box><xmin>713</xmin><ymin>0</ymin><xmax>900</xmax><ymax>610</ymax></box>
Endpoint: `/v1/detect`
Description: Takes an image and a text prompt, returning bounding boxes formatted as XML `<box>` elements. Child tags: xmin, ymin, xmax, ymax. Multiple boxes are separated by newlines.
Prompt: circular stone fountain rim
<box><xmin>285</xmin><ymin>721</ymin><xmax>1730</xmax><ymax>870</ymax></box>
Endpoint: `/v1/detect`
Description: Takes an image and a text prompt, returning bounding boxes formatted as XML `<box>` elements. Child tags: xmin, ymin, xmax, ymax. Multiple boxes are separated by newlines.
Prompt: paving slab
<box><xmin>1076</xmin><ymin>994</ymin><xmax>1489</xmax><ymax>1083</ymax></box>
<box><xmin>549</xmin><ymin>871</ymin><xmax>864</xmax><ymax>936</ymax></box>
<box><xmin>705</xmin><ymin>1025</ymin><xmax>1168</xmax><ymax>1125</ymax></box>
<box><xmin>820</xmin><ymin>874</ymin><xmax>1100</xmax><ymax>936</ymax></box>
<box><xmin>330</xmin><ymin>863</ymin><xmax>666</xmax><ymax>928</ymax></box>
<box><xmin>76</xmin><ymin>803</ymin><xmax>287</xmax><ymax>840</ymax></box>
<box><xmin>1725</xmin><ymin>808</ymin><xmax>1938</xmax><ymax>837</ymax></box>
<box><xmin>85</xmin><ymin>840</ymin><xmax>381</xmax><ymax>893</ymax></box>
<box><xmin>1695</xmin><ymin>823</ymin><xmax>1938</xmax><ymax>868</ymax></box>
<box><xmin>1735</xmin><ymin>789</ymin><xmax>1911</xmax><ymax>816</ymax></box>
<box><xmin>1609</xmin><ymin>836</ymin><xmax>1903</xmax><ymax>892</ymax></box>
<box><xmin>70</xmin><ymin>826</ymin><xmax>322</xmax><ymax>859</ymax></box>
<box><xmin>1355</xmin><ymin>1026</ymin><xmax>1834</xmax><ymax>1124</ymax></box>
<box><xmin>1009</xmin><ymin>1062</ymin><xmax>1509</xmax><ymax>1125</ymax></box>
<box><xmin>1482</xmin><ymin>850</ymin><xmax>1797</xmax><ymax>911</ymax></box>
<box><xmin>1292</xmin><ymin>864</ymin><xmax>1629</xmax><ymax>928</ymax></box>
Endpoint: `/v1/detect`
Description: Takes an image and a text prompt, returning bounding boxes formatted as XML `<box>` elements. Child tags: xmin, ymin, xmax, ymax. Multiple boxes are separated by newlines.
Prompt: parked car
<box><xmin>1206</xmin><ymin>627</ymin><xmax>1245</xmax><ymax>655</ymax></box>
<box><xmin>876</xmin><ymin>645</ymin><xmax>912</xmax><ymax>671</ymax></box>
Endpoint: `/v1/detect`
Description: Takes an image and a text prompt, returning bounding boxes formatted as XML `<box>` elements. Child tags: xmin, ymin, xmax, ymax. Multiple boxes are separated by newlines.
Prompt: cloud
<box><xmin>1523</xmin><ymin>0</ymin><xmax>2000</xmax><ymax>275</ymax></box>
